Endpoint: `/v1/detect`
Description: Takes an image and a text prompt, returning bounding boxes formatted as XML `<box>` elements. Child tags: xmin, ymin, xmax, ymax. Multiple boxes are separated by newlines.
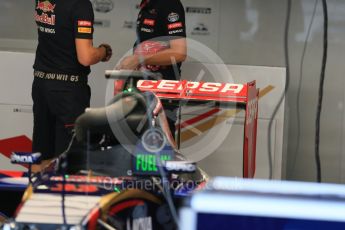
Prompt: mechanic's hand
<box><xmin>99</xmin><ymin>43</ymin><xmax>112</xmax><ymax>62</ymax></box>
<box><xmin>117</xmin><ymin>55</ymin><xmax>140</xmax><ymax>70</ymax></box>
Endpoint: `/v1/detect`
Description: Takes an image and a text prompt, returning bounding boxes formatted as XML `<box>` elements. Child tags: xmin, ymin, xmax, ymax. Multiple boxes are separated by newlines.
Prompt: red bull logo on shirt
<box><xmin>35</xmin><ymin>11</ymin><xmax>56</xmax><ymax>26</ymax></box>
<box><xmin>36</xmin><ymin>0</ymin><xmax>56</xmax><ymax>13</ymax></box>
<box><xmin>35</xmin><ymin>0</ymin><xmax>56</xmax><ymax>26</ymax></box>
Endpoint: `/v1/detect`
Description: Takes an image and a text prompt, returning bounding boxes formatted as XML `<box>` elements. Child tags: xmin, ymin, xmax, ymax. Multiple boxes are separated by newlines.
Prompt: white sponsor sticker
<box><xmin>168</xmin><ymin>12</ymin><xmax>179</xmax><ymax>22</ymax></box>
<box><xmin>141</xmin><ymin>27</ymin><xmax>154</xmax><ymax>33</ymax></box>
<box><xmin>169</xmin><ymin>29</ymin><xmax>183</xmax><ymax>35</ymax></box>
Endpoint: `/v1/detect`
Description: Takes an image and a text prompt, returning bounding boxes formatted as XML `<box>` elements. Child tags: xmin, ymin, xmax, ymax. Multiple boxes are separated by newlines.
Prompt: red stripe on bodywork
<box><xmin>0</xmin><ymin>170</ymin><xmax>24</xmax><ymax>178</ymax></box>
<box><xmin>0</xmin><ymin>136</ymin><xmax>32</xmax><ymax>169</ymax></box>
<box><xmin>87</xmin><ymin>208</ymin><xmax>101</xmax><ymax>230</ymax></box>
<box><xmin>177</xmin><ymin>108</ymin><xmax>220</xmax><ymax>129</ymax></box>
<box><xmin>109</xmin><ymin>200</ymin><xmax>145</xmax><ymax>215</ymax></box>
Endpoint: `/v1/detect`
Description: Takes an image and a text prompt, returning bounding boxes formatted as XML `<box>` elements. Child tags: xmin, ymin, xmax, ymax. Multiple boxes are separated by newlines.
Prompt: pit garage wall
<box><xmin>1</xmin><ymin>0</ymin><xmax>345</xmax><ymax>183</ymax></box>
<box><xmin>0</xmin><ymin>51</ymin><xmax>286</xmax><ymax>179</ymax></box>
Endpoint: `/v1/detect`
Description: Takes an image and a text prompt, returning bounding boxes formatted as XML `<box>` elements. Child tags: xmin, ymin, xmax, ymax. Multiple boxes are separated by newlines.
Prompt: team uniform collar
<box><xmin>140</xmin><ymin>0</ymin><xmax>158</xmax><ymax>9</ymax></box>
<box><xmin>140</xmin><ymin>0</ymin><xmax>150</xmax><ymax>9</ymax></box>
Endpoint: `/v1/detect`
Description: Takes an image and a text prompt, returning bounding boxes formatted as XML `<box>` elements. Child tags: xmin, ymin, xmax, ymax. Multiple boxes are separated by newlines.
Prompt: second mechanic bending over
<box><xmin>118</xmin><ymin>0</ymin><xmax>187</xmax><ymax>139</ymax></box>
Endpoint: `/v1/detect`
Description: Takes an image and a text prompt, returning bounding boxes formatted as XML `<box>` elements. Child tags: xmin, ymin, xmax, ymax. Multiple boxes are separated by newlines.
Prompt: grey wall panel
<box><xmin>0</xmin><ymin>0</ymin><xmax>36</xmax><ymax>40</ymax></box>
<box><xmin>218</xmin><ymin>0</ymin><xmax>295</xmax><ymax>67</ymax></box>
<box><xmin>181</xmin><ymin>0</ymin><xmax>220</xmax><ymax>55</ymax></box>
<box><xmin>286</xmin><ymin>0</ymin><xmax>345</xmax><ymax>183</ymax></box>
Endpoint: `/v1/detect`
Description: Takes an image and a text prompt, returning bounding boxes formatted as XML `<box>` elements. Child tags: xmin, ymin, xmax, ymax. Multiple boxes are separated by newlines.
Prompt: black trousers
<box><xmin>31</xmin><ymin>77</ymin><xmax>90</xmax><ymax>160</ymax></box>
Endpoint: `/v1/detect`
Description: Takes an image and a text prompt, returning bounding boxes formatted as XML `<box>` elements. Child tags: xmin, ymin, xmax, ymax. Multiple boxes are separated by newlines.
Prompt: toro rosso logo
<box><xmin>36</xmin><ymin>0</ymin><xmax>56</xmax><ymax>13</ymax></box>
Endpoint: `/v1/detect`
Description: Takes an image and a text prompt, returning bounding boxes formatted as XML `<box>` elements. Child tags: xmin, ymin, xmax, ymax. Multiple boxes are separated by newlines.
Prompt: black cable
<box><xmin>268</xmin><ymin>0</ymin><xmax>291</xmax><ymax>179</ymax></box>
<box><xmin>291</xmin><ymin>0</ymin><xmax>319</xmax><ymax>177</ymax></box>
<box><xmin>315</xmin><ymin>0</ymin><xmax>328</xmax><ymax>183</ymax></box>
<box><xmin>62</xmin><ymin>164</ymin><xmax>67</xmax><ymax>227</ymax></box>
<box><xmin>60</xmin><ymin>133</ymin><xmax>76</xmax><ymax>227</ymax></box>
<box><xmin>157</xmin><ymin>154</ymin><xmax>180</xmax><ymax>228</ymax></box>
<box><xmin>177</xmin><ymin>101</ymin><xmax>182</xmax><ymax>150</ymax></box>
<box><xmin>28</xmin><ymin>163</ymin><xmax>32</xmax><ymax>184</ymax></box>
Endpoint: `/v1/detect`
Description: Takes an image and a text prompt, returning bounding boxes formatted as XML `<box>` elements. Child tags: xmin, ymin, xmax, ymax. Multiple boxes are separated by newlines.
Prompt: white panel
<box><xmin>0</xmin><ymin>52</ymin><xmax>35</xmax><ymax>105</ymax></box>
<box><xmin>191</xmin><ymin>193</ymin><xmax>345</xmax><ymax>222</ymax></box>
<box><xmin>0</xmin><ymin>105</ymin><xmax>32</xmax><ymax>140</ymax></box>
<box><xmin>179</xmin><ymin>208</ymin><xmax>197</xmax><ymax>230</ymax></box>
<box><xmin>190</xmin><ymin>178</ymin><xmax>345</xmax><ymax>221</ymax></box>
<box><xmin>184</xmin><ymin>118</ymin><xmax>275</xmax><ymax>179</ymax></box>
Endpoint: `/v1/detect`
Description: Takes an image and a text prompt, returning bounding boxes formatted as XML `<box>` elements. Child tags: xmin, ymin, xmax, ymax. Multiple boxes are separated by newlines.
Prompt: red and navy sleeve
<box><xmin>160</xmin><ymin>0</ymin><xmax>186</xmax><ymax>38</ymax></box>
<box><xmin>72</xmin><ymin>0</ymin><xmax>94</xmax><ymax>39</ymax></box>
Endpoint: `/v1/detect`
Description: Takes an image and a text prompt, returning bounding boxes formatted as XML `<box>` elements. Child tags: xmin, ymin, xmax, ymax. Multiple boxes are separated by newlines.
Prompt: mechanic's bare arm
<box><xmin>118</xmin><ymin>38</ymin><xmax>186</xmax><ymax>70</ymax></box>
<box><xmin>76</xmin><ymin>39</ymin><xmax>112</xmax><ymax>66</ymax></box>
<box><xmin>144</xmin><ymin>38</ymin><xmax>187</xmax><ymax>65</ymax></box>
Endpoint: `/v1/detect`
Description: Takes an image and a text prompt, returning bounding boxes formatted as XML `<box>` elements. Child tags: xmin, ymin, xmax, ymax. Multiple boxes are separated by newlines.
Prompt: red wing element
<box><xmin>243</xmin><ymin>82</ymin><xmax>259</xmax><ymax>178</ymax></box>
<box><xmin>137</xmin><ymin>80</ymin><xmax>248</xmax><ymax>103</ymax></box>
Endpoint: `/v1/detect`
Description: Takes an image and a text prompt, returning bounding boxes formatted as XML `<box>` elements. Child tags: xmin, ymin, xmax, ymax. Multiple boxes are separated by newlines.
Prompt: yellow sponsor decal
<box><xmin>78</xmin><ymin>27</ymin><xmax>92</xmax><ymax>34</ymax></box>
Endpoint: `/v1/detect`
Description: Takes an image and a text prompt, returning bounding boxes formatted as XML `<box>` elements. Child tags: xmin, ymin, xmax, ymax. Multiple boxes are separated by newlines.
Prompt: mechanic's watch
<box><xmin>99</xmin><ymin>44</ymin><xmax>112</xmax><ymax>62</ymax></box>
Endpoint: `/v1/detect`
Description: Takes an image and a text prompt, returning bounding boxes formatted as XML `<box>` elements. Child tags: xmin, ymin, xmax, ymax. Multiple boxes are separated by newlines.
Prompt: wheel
<box><xmin>98</xmin><ymin>189</ymin><xmax>176</xmax><ymax>230</ymax></box>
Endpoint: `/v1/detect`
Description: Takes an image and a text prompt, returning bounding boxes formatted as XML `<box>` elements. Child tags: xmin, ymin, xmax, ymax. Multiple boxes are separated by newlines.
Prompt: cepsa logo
<box><xmin>137</xmin><ymin>80</ymin><xmax>245</xmax><ymax>95</ymax></box>
<box><xmin>36</xmin><ymin>0</ymin><xmax>56</xmax><ymax>13</ymax></box>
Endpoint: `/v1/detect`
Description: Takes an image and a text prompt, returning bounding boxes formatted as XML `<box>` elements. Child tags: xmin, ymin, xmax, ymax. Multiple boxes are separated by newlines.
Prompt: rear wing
<box><xmin>137</xmin><ymin>80</ymin><xmax>248</xmax><ymax>103</ymax></box>
<box><xmin>106</xmin><ymin>70</ymin><xmax>258</xmax><ymax>178</ymax></box>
